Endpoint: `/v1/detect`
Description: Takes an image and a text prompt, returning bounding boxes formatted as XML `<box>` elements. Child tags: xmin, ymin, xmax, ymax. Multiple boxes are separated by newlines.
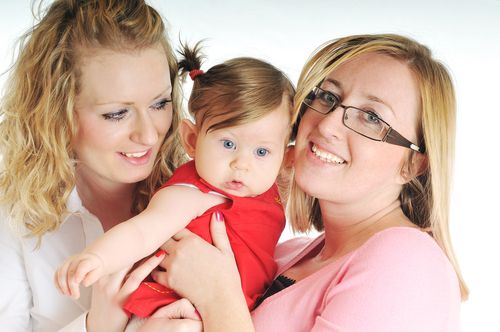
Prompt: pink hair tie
<box><xmin>189</xmin><ymin>69</ymin><xmax>204</xmax><ymax>80</ymax></box>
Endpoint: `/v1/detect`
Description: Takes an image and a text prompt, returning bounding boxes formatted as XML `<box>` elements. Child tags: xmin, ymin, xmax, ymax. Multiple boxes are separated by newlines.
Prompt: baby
<box><xmin>55</xmin><ymin>43</ymin><xmax>296</xmax><ymax>318</ymax></box>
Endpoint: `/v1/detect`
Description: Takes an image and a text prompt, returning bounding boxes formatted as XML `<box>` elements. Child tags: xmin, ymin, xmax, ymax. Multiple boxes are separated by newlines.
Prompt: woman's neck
<box><xmin>75</xmin><ymin>170</ymin><xmax>136</xmax><ymax>231</ymax></box>
<box><xmin>318</xmin><ymin>199</ymin><xmax>416</xmax><ymax>261</ymax></box>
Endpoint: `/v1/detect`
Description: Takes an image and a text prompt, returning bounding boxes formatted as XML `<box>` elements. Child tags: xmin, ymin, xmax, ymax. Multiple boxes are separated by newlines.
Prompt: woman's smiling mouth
<box><xmin>311</xmin><ymin>144</ymin><xmax>345</xmax><ymax>164</ymax></box>
<box><xmin>118</xmin><ymin>149</ymin><xmax>152</xmax><ymax>165</ymax></box>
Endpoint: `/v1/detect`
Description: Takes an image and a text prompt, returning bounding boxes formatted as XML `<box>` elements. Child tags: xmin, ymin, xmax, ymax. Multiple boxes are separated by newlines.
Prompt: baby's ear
<box><xmin>180</xmin><ymin>119</ymin><xmax>199</xmax><ymax>158</ymax></box>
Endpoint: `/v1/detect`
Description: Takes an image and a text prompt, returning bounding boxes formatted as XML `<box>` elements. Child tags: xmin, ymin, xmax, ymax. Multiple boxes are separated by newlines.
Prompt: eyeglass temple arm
<box><xmin>383</xmin><ymin>128</ymin><xmax>424</xmax><ymax>153</ymax></box>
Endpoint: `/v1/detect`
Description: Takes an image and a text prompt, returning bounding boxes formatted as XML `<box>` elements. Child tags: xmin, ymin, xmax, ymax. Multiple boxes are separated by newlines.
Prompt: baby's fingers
<box><xmin>70</xmin><ymin>256</ymin><xmax>104</xmax><ymax>291</ymax></box>
<box><xmin>67</xmin><ymin>260</ymin><xmax>84</xmax><ymax>299</ymax></box>
<box><xmin>54</xmin><ymin>260</ymin><xmax>72</xmax><ymax>296</ymax></box>
<box><xmin>82</xmin><ymin>265</ymin><xmax>103</xmax><ymax>288</ymax></box>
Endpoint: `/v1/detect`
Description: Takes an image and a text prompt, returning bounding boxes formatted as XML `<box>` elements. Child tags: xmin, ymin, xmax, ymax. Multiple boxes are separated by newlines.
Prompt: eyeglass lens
<box><xmin>305</xmin><ymin>89</ymin><xmax>389</xmax><ymax>141</ymax></box>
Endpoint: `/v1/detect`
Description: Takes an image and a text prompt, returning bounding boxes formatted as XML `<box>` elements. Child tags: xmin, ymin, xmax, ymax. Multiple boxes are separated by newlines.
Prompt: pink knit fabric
<box><xmin>252</xmin><ymin>227</ymin><xmax>461</xmax><ymax>331</ymax></box>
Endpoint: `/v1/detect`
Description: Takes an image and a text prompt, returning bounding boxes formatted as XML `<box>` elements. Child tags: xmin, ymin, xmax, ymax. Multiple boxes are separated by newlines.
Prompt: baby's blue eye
<box><xmin>222</xmin><ymin>139</ymin><xmax>235</xmax><ymax>149</ymax></box>
<box><xmin>255</xmin><ymin>147</ymin><xmax>269</xmax><ymax>157</ymax></box>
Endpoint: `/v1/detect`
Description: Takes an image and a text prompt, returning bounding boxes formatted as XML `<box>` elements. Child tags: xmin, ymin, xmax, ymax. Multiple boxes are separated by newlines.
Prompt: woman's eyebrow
<box><xmin>324</xmin><ymin>78</ymin><xmax>395</xmax><ymax>116</ymax></box>
<box><xmin>152</xmin><ymin>86</ymin><xmax>173</xmax><ymax>100</ymax></box>
<box><xmin>323</xmin><ymin>78</ymin><xmax>342</xmax><ymax>89</ymax></box>
<box><xmin>95</xmin><ymin>87</ymin><xmax>172</xmax><ymax>106</ymax></box>
<box><xmin>365</xmin><ymin>94</ymin><xmax>395</xmax><ymax>116</ymax></box>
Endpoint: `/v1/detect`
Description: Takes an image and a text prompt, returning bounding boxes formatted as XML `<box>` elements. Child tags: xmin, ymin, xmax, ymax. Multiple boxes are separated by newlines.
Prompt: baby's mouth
<box><xmin>224</xmin><ymin>180</ymin><xmax>244</xmax><ymax>191</ymax></box>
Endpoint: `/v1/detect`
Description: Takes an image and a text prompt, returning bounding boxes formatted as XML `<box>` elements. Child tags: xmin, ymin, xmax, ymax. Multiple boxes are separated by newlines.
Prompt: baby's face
<box><xmin>194</xmin><ymin>100</ymin><xmax>291</xmax><ymax>197</ymax></box>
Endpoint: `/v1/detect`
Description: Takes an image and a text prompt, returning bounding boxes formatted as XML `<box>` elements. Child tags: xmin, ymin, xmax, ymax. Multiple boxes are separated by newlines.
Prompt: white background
<box><xmin>1</xmin><ymin>1</ymin><xmax>499</xmax><ymax>330</ymax></box>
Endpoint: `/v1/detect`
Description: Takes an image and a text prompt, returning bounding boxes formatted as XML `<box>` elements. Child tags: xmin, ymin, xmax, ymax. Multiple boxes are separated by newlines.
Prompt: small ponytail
<box><xmin>178</xmin><ymin>41</ymin><xmax>204</xmax><ymax>80</ymax></box>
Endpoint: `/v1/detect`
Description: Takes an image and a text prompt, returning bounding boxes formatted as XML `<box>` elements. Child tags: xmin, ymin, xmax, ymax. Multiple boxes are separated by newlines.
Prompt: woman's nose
<box><xmin>130</xmin><ymin>112</ymin><xmax>159</xmax><ymax>146</ymax></box>
<box><xmin>316</xmin><ymin>106</ymin><xmax>347</xmax><ymax>140</ymax></box>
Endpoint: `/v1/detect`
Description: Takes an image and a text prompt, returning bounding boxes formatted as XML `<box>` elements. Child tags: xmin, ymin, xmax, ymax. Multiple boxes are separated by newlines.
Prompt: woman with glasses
<box><xmin>144</xmin><ymin>34</ymin><xmax>467</xmax><ymax>332</ymax></box>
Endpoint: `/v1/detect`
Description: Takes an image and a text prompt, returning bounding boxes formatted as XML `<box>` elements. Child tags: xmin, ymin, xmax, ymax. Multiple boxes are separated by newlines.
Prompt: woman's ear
<box><xmin>180</xmin><ymin>119</ymin><xmax>199</xmax><ymax>158</ymax></box>
<box><xmin>412</xmin><ymin>152</ymin><xmax>428</xmax><ymax>177</ymax></box>
<box><xmin>276</xmin><ymin>145</ymin><xmax>295</xmax><ymax>204</ymax></box>
<box><xmin>283</xmin><ymin>144</ymin><xmax>295</xmax><ymax>168</ymax></box>
<box><xmin>398</xmin><ymin>151</ymin><xmax>428</xmax><ymax>184</ymax></box>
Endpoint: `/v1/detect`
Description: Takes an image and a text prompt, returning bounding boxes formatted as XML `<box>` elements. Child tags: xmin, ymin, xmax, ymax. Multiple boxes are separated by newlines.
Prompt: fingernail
<box><xmin>215</xmin><ymin>211</ymin><xmax>224</xmax><ymax>222</ymax></box>
<box><xmin>155</xmin><ymin>249</ymin><xmax>166</xmax><ymax>257</ymax></box>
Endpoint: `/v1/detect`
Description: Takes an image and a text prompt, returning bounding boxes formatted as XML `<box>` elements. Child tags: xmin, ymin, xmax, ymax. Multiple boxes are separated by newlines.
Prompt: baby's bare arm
<box><xmin>85</xmin><ymin>185</ymin><xmax>225</xmax><ymax>274</ymax></box>
<box><xmin>54</xmin><ymin>185</ymin><xmax>226</xmax><ymax>298</ymax></box>
<box><xmin>55</xmin><ymin>186</ymin><xmax>224</xmax><ymax>298</ymax></box>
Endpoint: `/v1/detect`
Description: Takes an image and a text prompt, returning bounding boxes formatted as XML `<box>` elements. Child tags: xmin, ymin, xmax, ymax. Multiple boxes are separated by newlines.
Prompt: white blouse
<box><xmin>0</xmin><ymin>188</ymin><xmax>104</xmax><ymax>332</ymax></box>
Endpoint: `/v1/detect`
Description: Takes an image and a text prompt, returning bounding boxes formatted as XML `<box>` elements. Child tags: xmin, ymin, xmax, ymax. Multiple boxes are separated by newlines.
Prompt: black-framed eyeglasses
<box><xmin>303</xmin><ymin>86</ymin><xmax>425</xmax><ymax>153</ymax></box>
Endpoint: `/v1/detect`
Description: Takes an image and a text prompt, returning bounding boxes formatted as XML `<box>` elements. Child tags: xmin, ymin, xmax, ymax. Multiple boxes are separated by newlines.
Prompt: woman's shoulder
<box><xmin>358</xmin><ymin>226</ymin><xmax>448</xmax><ymax>263</ymax></box>
<box><xmin>0</xmin><ymin>204</ymin><xmax>26</xmax><ymax>245</ymax></box>
<box><xmin>352</xmin><ymin>227</ymin><xmax>459</xmax><ymax>292</ymax></box>
<box><xmin>0</xmin><ymin>186</ymin><xmax>101</xmax><ymax>251</ymax></box>
<box><xmin>321</xmin><ymin>227</ymin><xmax>461</xmax><ymax>329</ymax></box>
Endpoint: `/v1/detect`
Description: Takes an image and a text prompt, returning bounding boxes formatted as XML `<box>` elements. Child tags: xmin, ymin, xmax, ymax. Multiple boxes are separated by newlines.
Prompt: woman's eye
<box><xmin>102</xmin><ymin>109</ymin><xmax>128</xmax><ymax>121</ymax></box>
<box><xmin>357</xmin><ymin>110</ymin><xmax>385</xmax><ymax>133</ymax></box>
<box><xmin>222</xmin><ymin>139</ymin><xmax>235</xmax><ymax>150</ymax></box>
<box><xmin>151</xmin><ymin>98</ymin><xmax>171</xmax><ymax>111</ymax></box>
<box><xmin>363</xmin><ymin>111</ymin><xmax>381</xmax><ymax>124</ymax></box>
<box><xmin>255</xmin><ymin>147</ymin><xmax>269</xmax><ymax>157</ymax></box>
<box><xmin>319</xmin><ymin>91</ymin><xmax>338</xmax><ymax>106</ymax></box>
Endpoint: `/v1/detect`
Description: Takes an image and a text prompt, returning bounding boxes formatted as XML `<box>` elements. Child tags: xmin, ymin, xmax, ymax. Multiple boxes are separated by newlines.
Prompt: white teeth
<box><xmin>311</xmin><ymin>145</ymin><xmax>345</xmax><ymax>164</ymax></box>
<box><xmin>122</xmin><ymin>151</ymin><xmax>148</xmax><ymax>158</ymax></box>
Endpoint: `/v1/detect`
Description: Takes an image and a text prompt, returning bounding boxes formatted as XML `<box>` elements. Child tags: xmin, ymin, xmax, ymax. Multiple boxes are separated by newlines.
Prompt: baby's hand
<box><xmin>54</xmin><ymin>252</ymin><xmax>104</xmax><ymax>299</ymax></box>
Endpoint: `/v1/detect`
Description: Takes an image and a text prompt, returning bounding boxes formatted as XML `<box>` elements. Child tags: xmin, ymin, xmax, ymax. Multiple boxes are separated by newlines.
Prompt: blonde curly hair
<box><xmin>0</xmin><ymin>0</ymin><xmax>186</xmax><ymax>237</ymax></box>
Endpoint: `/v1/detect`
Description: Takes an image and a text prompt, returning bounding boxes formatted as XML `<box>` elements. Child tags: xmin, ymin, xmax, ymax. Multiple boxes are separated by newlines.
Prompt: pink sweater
<box><xmin>251</xmin><ymin>227</ymin><xmax>461</xmax><ymax>331</ymax></box>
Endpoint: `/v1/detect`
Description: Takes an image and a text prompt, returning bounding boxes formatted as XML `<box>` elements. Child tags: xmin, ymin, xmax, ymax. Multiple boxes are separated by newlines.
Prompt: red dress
<box><xmin>123</xmin><ymin>160</ymin><xmax>285</xmax><ymax>318</ymax></box>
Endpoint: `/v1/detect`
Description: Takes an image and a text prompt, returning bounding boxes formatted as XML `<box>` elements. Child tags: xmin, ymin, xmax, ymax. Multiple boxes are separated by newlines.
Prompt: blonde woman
<box><xmin>150</xmin><ymin>34</ymin><xmax>468</xmax><ymax>331</ymax></box>
<box><xmin>0</xmin><ymin>0</ymin><xmax>186</xmax><ymax>331</ymax></box>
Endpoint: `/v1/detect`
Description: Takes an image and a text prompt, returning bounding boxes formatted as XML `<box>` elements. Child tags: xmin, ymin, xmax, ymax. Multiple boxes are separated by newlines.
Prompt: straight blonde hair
<box><xmin>0</xmin><ymin>0</ymin><xmax>186</xmax><ymax>237</ymax></box>
<box><xmin>288</xmin><ymin>34</ymin><xmax>468</xmax><ymax>300</ymax></box>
